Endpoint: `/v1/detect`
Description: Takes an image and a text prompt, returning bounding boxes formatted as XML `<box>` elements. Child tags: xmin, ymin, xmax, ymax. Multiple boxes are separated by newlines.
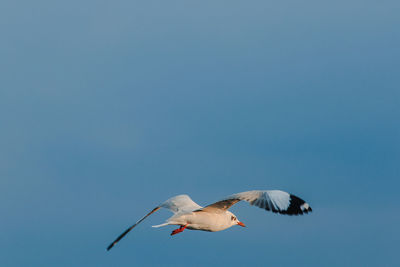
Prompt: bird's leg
<box><xmin>170</xmin><ymin>224</ymin><xmax>188</xmax><ymax>236</ymax></box>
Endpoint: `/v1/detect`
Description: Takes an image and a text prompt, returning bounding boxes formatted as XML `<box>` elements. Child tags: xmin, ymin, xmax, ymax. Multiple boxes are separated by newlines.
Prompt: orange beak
<box><xmin>237</xmin><ymin>221</ymin><xmax>246</xmax><ymax>227</ymax></box>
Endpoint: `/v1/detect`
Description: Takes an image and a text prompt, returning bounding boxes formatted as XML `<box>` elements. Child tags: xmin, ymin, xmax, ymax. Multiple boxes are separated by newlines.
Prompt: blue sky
<box><xmin>1</xmin><ymin>0</ymin><xmax>399</xmax><ymax>266</ymax></box>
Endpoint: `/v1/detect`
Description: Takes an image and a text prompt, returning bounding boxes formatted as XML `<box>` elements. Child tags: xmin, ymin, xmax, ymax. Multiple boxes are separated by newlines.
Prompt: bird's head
<box><xmin>226</xmin><ymin>211</ymin><xmax>246</xmax><ymax>228</ymax></box>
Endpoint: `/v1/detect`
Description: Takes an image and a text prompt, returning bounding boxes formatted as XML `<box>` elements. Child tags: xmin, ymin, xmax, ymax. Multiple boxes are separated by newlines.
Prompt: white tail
<box><xmin>152</xmin><ymin>223</ymin><xmax>169</xmax><ymax>228</ymax></box>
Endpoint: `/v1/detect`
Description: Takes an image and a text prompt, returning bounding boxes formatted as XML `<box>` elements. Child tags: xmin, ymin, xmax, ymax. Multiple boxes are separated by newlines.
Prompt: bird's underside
<box><xmin>107</xmin><ymin>190</ymin><xmax>312</xmax><ymax>251</ymax></box>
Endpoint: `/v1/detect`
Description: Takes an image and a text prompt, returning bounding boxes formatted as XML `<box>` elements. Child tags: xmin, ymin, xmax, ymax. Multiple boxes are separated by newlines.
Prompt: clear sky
<box><xmin>1</xmin><ymin>0</ymin><xmax>399</xmax><ymax>266</ymax></box>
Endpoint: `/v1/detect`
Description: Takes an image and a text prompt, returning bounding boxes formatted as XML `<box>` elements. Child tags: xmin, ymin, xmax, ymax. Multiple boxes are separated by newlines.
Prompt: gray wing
<box><xmin>160</xmin><ymin>194</ymin><xmax>202</xmax><ymax>214</ymax></box>
<box><xmin>200</xmin><ymin>190</ymin><xmax>312</xmax><ymax>215</ymax></box>
<box><xmin>107</xmin><ymin>195</ymin><xmax>202</xmax><ymax>251</ymax></box>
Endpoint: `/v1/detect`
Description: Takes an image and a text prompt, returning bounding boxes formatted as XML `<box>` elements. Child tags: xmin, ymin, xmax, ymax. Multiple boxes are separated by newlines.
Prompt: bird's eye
<box><xmin>231</xmin><ymin>216</ymin><xmax>235</xmax><ymax>221</ymax></box>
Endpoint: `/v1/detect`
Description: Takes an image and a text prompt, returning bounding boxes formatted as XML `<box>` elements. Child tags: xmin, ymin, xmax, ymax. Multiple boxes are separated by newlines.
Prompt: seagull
<box><xmin>107</xmin><ymin>190</ymin><xmax>312</xmax><ymax>250</ymax></box>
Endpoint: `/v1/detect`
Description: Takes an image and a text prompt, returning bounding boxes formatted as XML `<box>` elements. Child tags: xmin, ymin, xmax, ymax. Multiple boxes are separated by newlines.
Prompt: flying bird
<box><xmin>107</xmin><ymin>190</ymin><xmax>312</xmax><ymax>250</ymax></box>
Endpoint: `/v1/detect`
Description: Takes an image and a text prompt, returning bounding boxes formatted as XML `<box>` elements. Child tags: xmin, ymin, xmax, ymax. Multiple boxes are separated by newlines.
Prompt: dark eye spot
<box><xmin>231</xmin><ymin>216</ymin><xmax>235</xmax><ymax>221</ymax></box>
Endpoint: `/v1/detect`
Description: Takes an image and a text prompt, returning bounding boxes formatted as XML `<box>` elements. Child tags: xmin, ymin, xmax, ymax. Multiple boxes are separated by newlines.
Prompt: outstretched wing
<box><xmin>106</xmin><ymin>195</ymin><xmax>201</xmax><ymax>251</ymax></box>
<box><xmin>160</xmin><ymin>194</ymin><xmax>202</xmax><ymax>214</ymax></box>
<box><xmin>200</xmin><ymin>190</ymin><xmax>312</xmax><ymax>215</ymax></box>
<box><xmin>106</xmin><ymin>207</ymin><xmax>160</xmax><ymax>251</ymax></box>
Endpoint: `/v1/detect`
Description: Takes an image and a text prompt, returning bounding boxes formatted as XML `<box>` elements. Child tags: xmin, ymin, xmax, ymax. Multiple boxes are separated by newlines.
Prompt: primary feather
<box><xmin>201</xmin><ymin>190</ymin><xmax>312</xmax><ymax>215</ymax></box>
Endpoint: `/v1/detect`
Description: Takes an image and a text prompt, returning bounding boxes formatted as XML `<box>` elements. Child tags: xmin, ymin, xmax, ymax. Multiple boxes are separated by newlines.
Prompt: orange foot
<box><xmin>171</xmin><ymin>224</ymin><xmax>188</xmax><ymax>236</ymax></box>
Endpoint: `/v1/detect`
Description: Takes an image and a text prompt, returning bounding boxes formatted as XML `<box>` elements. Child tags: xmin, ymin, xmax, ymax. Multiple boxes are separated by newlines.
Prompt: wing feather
<box><xmin>160</xmin><ymin>194</ymin><xmax>202</xmax><ymax>214</ymax></box>
<box><xmin>106</xmin><ymin>194</ymin><xmax>202</xmax><ymax>251</ymax></box>
<box><xmin>200</xmin><ymin>190</ymin><xmax>312</xmax><ymax>215</ymax></box>
<box><xmin>106</xmin><ymin>207</ymin><xmax>160</xmax><ymax>251</ymax></box>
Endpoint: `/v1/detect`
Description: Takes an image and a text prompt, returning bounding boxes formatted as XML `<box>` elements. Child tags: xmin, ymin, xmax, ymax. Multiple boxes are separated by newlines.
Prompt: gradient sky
<box><xmin>1</xmin><ymin>0</ymin><xmax>399</xmax><ymax>266</ymax></box>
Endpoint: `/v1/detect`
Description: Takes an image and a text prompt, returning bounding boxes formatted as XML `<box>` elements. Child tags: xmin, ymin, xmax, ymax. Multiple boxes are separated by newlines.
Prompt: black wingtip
<box><xmin>107</xmin><ymin>243</ymin><xmax>115</xmax><ymax>251</ymax></box>
<box><xmin>285</xmin><ymin>194</ymin><xmax>312</xmax><ymax>215</ymax></box>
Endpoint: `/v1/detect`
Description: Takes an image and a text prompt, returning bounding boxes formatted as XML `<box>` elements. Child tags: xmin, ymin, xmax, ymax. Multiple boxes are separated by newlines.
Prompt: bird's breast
<box><xmin>178</xmin><ymin>211</ymin><xmax>232</xmax><ymax>232</ymax></box>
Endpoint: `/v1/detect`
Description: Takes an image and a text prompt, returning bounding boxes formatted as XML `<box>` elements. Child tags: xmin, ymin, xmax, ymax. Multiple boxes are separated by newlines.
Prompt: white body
<box><xmin>156</xmin><ymin>210</ymin><xmax>238</xmax><ymax>232</ymax></box>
